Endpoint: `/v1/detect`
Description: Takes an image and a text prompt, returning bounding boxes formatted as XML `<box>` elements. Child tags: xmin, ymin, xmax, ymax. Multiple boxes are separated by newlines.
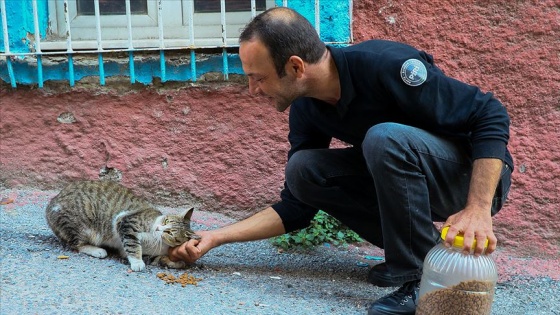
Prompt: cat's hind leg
<box><xmin>78</xmin><ymin>245</ymin><xmax>108</xmax><ymax>258</ymax></box>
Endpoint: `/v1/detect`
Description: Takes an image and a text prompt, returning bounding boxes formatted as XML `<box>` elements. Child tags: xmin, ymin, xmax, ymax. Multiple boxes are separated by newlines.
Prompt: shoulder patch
<box><xmin>400</xmin><ymin>59</ymin><xmax>427</xmax><ymax>87</ymax></box>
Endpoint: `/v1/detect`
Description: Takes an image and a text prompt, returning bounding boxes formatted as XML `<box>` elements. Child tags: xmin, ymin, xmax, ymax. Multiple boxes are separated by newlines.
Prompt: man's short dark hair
<box><xmin>239</xmin><ymin>7</ymin><xmax>326</xmax><ymax>77</ymax></box>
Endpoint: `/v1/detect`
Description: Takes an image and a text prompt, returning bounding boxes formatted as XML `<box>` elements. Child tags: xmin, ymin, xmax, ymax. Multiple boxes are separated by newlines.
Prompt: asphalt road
<box><xmin>1</xmin><ymin>188</ymin><xmax>559</xmax><ymax>315</ymax></box>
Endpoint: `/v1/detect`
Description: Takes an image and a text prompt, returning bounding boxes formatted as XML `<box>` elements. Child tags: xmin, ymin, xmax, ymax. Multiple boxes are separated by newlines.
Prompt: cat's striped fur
<box><xmin>45</xmin><ymin>180</ymin><xmax>199</xmax><ymax>271</ymax></box>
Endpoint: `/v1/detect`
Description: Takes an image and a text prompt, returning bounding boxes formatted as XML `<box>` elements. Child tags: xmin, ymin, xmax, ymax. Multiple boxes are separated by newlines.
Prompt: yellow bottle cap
<box><xmin>441</xmin><ymin>226</ymin><xmax>489</xmax><ymax>249</ymax></box>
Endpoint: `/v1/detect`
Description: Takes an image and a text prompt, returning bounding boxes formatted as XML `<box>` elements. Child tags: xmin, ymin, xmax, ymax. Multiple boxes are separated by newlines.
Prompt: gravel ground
<box><xmin>1</xmin><ymin>188</ymin><xmax>559</xmax><ymax>315</ymax></box>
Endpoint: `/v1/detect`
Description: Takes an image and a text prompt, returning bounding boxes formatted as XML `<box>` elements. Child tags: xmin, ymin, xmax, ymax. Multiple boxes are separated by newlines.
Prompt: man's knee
<box><xmin>285</xmin><ymin>150</ymin><xmax>321</xmax><ymax>199</ymax></box>
<box><xmin>285</xmin><ymin>150</ymin><xmax>318</xmax><ymax>199</ymax></box>
<box><xmin>362</xmin><ymin>123</ymin><xmax>411</xmax><ymax>158</ymax></box>
<box><xmin>364</xmin><ymin>122</ymin><xmax>412</xmax><ymax>143</ymax></box>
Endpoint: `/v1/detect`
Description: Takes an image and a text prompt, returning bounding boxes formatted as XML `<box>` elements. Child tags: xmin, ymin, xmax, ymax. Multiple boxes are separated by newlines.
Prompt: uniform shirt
<box><xmin>271</xmin><ymin>39</ymin><xmax>513</xmax><ymax>233</ymax></box>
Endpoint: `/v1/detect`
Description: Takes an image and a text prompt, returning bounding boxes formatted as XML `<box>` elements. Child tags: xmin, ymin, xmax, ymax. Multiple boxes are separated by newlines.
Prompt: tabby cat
<box><xmin>45</xmin><ymin>180</ymin><xmax>200</xmax><ymax>271</ymax></box>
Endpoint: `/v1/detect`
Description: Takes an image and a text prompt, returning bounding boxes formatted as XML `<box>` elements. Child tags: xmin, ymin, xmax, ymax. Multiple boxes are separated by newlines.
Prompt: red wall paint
<box><xmin>352</xmin><ymin>0</ymin><xmax>560</xmax><ymax>257</ymax></box>
<box><xmin>1</xmin><ymin>0</ymin><xmax>559</xmax><ymax>257</ymax></box>
<box><xmin>0</xmin><ymin>84</ymin><xmax>289</xmax><ymax>219</ymax></box>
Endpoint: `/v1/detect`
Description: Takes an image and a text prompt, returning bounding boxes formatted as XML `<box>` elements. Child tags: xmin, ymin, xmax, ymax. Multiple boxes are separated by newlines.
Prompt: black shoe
<box><xmin>367</xmin><ymin>280</ymin><xmax>420</xmax><ymax>315</ymax></box>
<box><xmin>367</xmin><ymin>263</ymin><xmax>406</xmax><ymax>287</ymax></box>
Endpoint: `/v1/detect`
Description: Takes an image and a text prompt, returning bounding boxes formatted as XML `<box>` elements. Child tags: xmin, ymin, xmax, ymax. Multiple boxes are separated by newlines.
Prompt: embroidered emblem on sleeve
<box><xmin>400</xmin><ymin>59</ymin><xmax>427</xmax><ymax>87</ymax></box>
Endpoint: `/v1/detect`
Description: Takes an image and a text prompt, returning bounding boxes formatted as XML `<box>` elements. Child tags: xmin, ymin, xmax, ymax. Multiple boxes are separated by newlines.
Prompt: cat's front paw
<box><xmin>128</xmin><ymin>257</ymin><xmax>146</xmax><ymax>271</ymax></box>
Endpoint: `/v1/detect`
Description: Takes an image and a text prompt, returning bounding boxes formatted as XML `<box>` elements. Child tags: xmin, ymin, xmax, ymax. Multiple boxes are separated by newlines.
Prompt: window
<box><xmin>44</xmin><ymin>0</ymin><xmax>272</xmax><ymax>51</ymax></box>
<box><xmin>194</xmin><ymin>0</ymin><xmax>266</xmax><ymax>13</ymax></box>
<box><xmin>76</xmin><ymin>0</ymin><xmax>148</xmax><ymax>15</ymax></box>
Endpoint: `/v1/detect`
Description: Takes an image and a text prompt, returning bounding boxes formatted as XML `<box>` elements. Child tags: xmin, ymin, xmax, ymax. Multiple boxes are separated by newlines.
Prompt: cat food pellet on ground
<box><xmin>156</xmin><ymin>272</ymin><xmax>202</xmax><ymax>287</ymax></box>
<box><xmin>0</xmin><ymin>197</ymin><xmax>14</xmax><ymax>205</ymax></box>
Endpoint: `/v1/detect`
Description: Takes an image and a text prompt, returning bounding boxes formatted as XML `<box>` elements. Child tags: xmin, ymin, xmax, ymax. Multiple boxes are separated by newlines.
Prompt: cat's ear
<box><xmin>183</xmin><ymin>207</ymin><xmax>194</xmax><ymax>222</ymax></box>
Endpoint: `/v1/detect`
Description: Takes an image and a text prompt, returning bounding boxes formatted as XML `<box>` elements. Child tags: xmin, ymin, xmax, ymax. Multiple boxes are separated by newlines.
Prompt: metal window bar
<box><xmin>1</xmin><ymin>0</ymin><xmax>15</xmax><ymax>87</ymax></box>
<box><xmin>64</xmin><ymin>0</ymin><xmax>76</xmax><ymax>86</ymax></box>
<box><xmin>187</xmin><ymin>0</ymin><xmax>197</xmax><ymax>81</ymax></box>
<box><xmin>32</xmin><ymin>0</ymin><xmax>43</xmax><ymax>88</ymax></box>
<box><xmin>314</xmin><ymin>0</ymin><xmax>320</xmax><ymax>38</ymax></box>
<box><xmin>220</xmin><ymin>0</ymin><xmax>228</xmax><ymax>80</ymax></box>
<box><xmin>94</xmin><ymin>0</ymin><xmax>105</xmax><ymax>85</ymax></box>
<box><xmin>1</xmin><ymin>0</ymin><xmax>333</xmax><ymax>88</ymax></box>
<box><xmin>125</xmin><ymin>0</ymin><xmax>136</xmax><ymax>84</ymax></box>
<box><xmin>157</xmin><ymin>0</ymin><xmax>166</xmax><ymax>82</ymax></box>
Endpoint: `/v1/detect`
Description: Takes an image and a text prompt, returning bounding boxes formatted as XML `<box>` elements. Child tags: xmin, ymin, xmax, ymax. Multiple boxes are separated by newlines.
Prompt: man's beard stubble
<box><xmin>274</xmin><ymin>81</ymin><xmax>299</xmax><ymax>112</ymax></box>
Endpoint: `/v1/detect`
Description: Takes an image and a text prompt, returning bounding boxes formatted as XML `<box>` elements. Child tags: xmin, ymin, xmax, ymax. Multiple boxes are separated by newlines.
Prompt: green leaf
<box><xmin>271</xmin><ymin>211</ymin><xmax>362</xmax><ymax>250</ymax></box>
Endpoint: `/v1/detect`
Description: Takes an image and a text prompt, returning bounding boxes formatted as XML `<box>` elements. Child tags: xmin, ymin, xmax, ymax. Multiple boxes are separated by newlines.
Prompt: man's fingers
<box><xmin>173</xmin><ymin>238</ymin><xmax>203</xmax><ymax>264</ymax></box>
<box><xmin>167</xmin><ymin>238</ymin><xmax>200</xmax><ymax>263</ymax></box>
<box><xmin>441</xmin><ymin>211</ymin><xmax>495</xmax><ymax>256</ymax></box>
<box><xmin>187</xmin><ymin>237</ymin><xmax>201</xmax><ymax>248</ymax></box>
<box><xmin>443</xmin><ymin>224</ymin><xmax>461</xmax><ymax>248</ymax></box>
<box><xmin>462</xmin><ymin>230</ymin><xmax>476</xmax><ymax>254</ymax></box>
<box><xmin>444</xmin><ymin>225</ymin><xmax>497</xmax><ymax>256</ymax></box>
<box><xmin>167</xmin><ymin>244</ymin><xmax>184</xmax><ymax>262</ymax></box>
<box><xmin>185</xmin><ymin>239</ymin><xmax>201</xmax><ymax>256</ymax></box>
<box><xmin>485</xmin><ymin>232</ymin><xmax>498</xmax><ymax>254</ymax></box>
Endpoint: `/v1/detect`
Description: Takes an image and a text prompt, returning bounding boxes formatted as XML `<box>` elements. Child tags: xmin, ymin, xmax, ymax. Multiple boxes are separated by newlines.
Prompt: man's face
<box><xmin>239</xmin><ymin>39</ymin><xmax>300</xmax><ymax>112</ymax></box>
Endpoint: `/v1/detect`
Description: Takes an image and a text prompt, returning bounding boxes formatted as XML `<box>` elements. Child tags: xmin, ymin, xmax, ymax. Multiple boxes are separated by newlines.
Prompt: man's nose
<box><xmin>248</xmin><ymin>80</ymin><xmax>261</xmax><ymax>95</ymax></box>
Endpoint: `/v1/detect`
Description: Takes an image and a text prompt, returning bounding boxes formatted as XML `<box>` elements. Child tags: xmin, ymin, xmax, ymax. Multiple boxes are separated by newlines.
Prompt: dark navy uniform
<box><xmin>270</xmin><ymin>40</ymin><xmax>512</xmax><ymax>282</ymax></box>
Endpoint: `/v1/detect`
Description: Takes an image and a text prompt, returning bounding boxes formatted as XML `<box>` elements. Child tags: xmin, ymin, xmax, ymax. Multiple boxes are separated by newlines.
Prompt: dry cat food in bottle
<box><xmin>417</xmin><ymin>226</ymin><xmax>498</xmax><ymax>315</ymax></box>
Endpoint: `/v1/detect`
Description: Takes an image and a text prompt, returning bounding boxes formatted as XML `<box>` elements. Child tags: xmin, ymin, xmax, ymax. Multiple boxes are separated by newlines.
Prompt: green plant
<box><xmin>271</xmin><ymin>210</ymin><xmax>362</xmax><ymax>250</ymax></box>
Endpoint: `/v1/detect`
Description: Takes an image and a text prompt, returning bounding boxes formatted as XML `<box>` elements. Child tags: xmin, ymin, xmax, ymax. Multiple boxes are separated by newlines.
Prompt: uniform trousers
<box><xmin>285</xmin><ymin>122</ymin><xmax>511</xmax><ymax>283</ymax></box>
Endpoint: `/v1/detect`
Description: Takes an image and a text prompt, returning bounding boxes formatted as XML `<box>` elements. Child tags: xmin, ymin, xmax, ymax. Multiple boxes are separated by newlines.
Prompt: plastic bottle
<box><xmin>416</xmin><ymin>226</ymin><xmax>498</xmax><ymax>315</ymax></box>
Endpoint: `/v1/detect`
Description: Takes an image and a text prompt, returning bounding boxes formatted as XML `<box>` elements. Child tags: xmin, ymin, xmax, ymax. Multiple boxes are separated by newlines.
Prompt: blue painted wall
<box><xmin>0</xmin><ymin>0</ymin><xmax>48</xmax><ymax>54</ymax></box>
<box><xmin>1</xmin><ymin>0</ymin><xmax>351</xmax><ymax>86</ymax></box>
<box><xmin>283</xmin><ymin>0</ymin><xmax>351</xmax><ymax>44</ymax></box>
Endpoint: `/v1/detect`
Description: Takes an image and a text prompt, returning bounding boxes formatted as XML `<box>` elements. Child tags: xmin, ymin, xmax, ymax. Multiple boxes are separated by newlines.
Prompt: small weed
<box><xmin>271</xmin><ymin>210</ymin><xmax>362</xmax><ymax>250</ymax></box>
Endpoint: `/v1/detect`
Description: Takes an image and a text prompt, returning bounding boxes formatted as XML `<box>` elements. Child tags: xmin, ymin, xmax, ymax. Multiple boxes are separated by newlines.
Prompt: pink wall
<box><xmin>351</xmin><ymin>0</ymin><xmax>560</xmax><ymax>257</ymax></box>
<box><xmin>0</xmin><ymin>83</ymin><xmax>289</xmax><ymax>219</ymax></box>
<box><xmin>1</xmin><ymin>0</ymin><xmax>558</xmax><ymax>257</ymax></box>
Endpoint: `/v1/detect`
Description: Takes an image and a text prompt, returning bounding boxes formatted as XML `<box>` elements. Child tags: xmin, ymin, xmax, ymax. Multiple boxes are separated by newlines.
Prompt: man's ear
<box><xmin>287</xmin><ymin>56</ymin><xmax>305</xmax><ymax>77</ymax></box>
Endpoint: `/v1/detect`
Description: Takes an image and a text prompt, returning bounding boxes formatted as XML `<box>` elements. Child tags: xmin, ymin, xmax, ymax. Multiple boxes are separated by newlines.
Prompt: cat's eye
<box><xmin>162</xmin><ymin>218</ymin><xmax>169</xmax><ymax>224</ymax></box>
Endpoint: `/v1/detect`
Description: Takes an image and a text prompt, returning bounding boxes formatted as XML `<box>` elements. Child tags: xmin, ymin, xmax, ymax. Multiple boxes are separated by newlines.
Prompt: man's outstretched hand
<box><xmin>168</xmin><ymin>207</ymin><xmax>286</xmax><ymax>264</ymax></box>
<box><xmin>168</xmin><ymin>230</ymin><xmax>214</xmax><ymax>264</ymax></box>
